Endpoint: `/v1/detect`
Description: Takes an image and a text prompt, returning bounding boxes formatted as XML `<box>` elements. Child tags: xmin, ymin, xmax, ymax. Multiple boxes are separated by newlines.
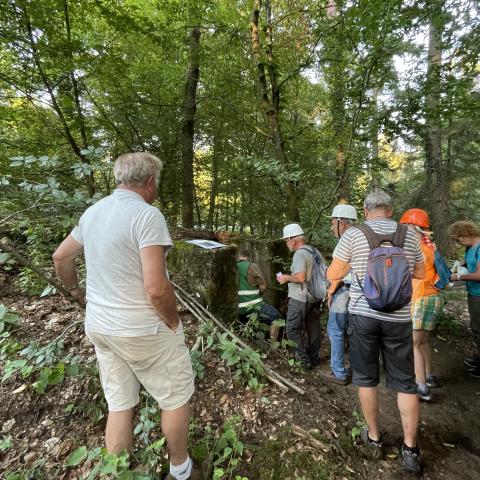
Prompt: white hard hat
<box><xmin>330</xmin><ymin>204</ymin><xmax>358</xmax><ymax>220</ymax></box>
<box><xmin>281</xmin><ymin>223</ymin><xmax>304</xmax><ymax>239</ymax></box>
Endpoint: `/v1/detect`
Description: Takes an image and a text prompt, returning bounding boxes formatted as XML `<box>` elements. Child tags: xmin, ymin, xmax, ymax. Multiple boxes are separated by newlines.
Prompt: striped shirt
<box><xmin>333</xmin><ymin>218</ymin><xmax>423</xmax><ymax>323</ymax></box>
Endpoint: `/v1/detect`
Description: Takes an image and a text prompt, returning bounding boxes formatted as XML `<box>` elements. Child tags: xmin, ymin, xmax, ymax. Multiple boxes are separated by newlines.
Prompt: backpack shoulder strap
<box><xmin>355</xmin><ymin>224</ymin><xmax>380</xmax><ymax>250</ymax></box>
<box><xmin>392</xmin><ymin>223</ymin><xmax>408</xmax><ymax>248</ymax></box>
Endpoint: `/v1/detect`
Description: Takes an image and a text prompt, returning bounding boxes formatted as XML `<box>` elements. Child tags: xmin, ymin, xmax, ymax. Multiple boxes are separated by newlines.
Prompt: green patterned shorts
<box><xmin>412</xmin><ymin>294</ymin><xmax>443</xmax><ymax>331</ymax></box>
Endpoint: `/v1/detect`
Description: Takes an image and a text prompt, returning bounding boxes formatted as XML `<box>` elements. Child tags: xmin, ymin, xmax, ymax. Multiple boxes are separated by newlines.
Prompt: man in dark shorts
<box><xmin>327</xmin><ymin>191</ymin><xmax>426</xmax><ymax>474</ymax></box>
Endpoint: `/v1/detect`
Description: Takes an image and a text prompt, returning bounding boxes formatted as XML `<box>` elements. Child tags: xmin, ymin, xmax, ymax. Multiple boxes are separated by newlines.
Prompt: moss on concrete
<box><xmin>168</xmin><ymin>235</ymin><xmax>332</xmax><ymax>324</ymax></box>
<box><xmin>167</xmin><ymin>243</ymin><xmax>238</xmax><ymax>323</ymax></box>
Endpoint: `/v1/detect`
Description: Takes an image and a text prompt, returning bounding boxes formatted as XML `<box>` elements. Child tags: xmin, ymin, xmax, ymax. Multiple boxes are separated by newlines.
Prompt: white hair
<box><xmin>113</xmin><ymin>152</ymin><xmax>163</xmax><ymax>187</ymax></box>
<box><xmin>363</xmin><ymin>190</ymin><xmax>393</xmax><ymax>212</ymax></box>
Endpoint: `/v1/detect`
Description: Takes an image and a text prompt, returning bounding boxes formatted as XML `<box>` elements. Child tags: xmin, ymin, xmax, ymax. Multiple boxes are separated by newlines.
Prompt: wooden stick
<box><xmin>291</xmin><ymin>425</ymin><xmax>329</xmax><ymax>453</ymax></box>
<box><xmin>173</xmin><ymin>282</ymin><xmax>305</xmax><ymax>395</ymax></box>
<box><xmin>0</xmin><ymin>239</ymin><xmax>81</xmax><ymax>304</ymax></box>
<box><xmin>176</xmin><ymin>290</ymin><xmax>290</xmax><ymax>393</ymax></box>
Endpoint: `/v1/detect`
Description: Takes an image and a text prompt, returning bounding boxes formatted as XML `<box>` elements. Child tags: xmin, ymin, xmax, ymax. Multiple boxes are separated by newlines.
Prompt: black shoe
<box><xmin>426</xmin><ymin>375</ymin><xmax>441</xmax><ymax>388</ymax></box>
<box><xmin>464</xmin><ymin>356</ymin><xmax>480</xmax><ymax>368</ymax></box>
<box><xmin>468</xmin><ymin>367</ymin><xmax>480</xmax><ymax>379</ymax></box>
<box><xmin>400</xmin><ymin>444</ymin><xmax>421</xmax><ymax>475</ymax></box>
<box><xmin>360</xmin><ymin>426</ymin><xmax>384</xmax><ymax>459</ymax></box>
<box><xmin>302</xmin><ymin>362</ymin><xmax>313</xmax><ymax>371</ymax></box>
<box><xmin>416</xmin><ymin>385</ymin><xmax>433</xmax><ymax>402</ymax></box>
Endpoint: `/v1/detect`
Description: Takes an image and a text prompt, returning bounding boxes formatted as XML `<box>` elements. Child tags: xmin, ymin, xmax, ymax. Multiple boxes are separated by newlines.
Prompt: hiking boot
<box><xmin>467</xmin><ymin>367</ymin><xmax>480</xmax><ymax>379</ymax></box>
<box><xmin>464</xmin><ymin>355</ymin><xmax>480</xmax><ymax>368</ymax></box>
<box><xmin>360</xmin><ymin>426</ymin><xmax>384</xmax><ymax>459</ymax></box>
<box><xmin>416</xmin><ymin>385</ymin><xmax>433</xmax><ymax>402</ymax></box>
<box><xmin>311</xmin><ymin>357</ymin><xmax>321</xmax><ymax>368</ymax></box>
<box><xmin>301</xmin><ymin>361</ymin><xmax>313</xmax><ymax>371</ymax></box>
<box><xmin>321</xmin><ymin>371</ymin><xmax>348</xmax><ymax>386</ymax></box>
<box><xmin>426</xmin><ymin>375</ymin><xmax>441</xmax><ymax>388</ymax></box>
<box><xmin>164</xmin><ymin>462</ymin><xmax>202</xmax><ymax>480</ymax></box>
<box><xmin>400</xmin><ymin>443</ymin><xmax>421</xmax><ymax>475</ymax></box>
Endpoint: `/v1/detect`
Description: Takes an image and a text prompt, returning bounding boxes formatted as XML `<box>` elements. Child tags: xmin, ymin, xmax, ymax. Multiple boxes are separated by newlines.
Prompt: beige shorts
<box><xmin>87</xmin><ymin>328</ymin><xmax>195</xmax><ymax>412</ymax></box>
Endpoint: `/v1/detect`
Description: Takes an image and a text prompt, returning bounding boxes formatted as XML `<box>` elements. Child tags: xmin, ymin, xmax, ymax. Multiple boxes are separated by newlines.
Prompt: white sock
<box><xmin>170</xmin><ymin>456</ymin><xmax>192</xmax><ymax>480</ymax></box>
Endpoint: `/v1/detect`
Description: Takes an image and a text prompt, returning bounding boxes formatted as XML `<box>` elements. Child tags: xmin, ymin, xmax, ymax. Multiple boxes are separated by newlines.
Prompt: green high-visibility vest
<box><xmin>237</xmin><ymin>260</ymin><xmax>263</xmax><ymax>314</ymax></box>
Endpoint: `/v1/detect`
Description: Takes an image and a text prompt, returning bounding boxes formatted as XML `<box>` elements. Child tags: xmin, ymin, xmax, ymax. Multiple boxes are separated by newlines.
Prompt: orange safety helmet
<box><xmin>399</xmin><ymin>208</ymin><xmax>430</xmax><ymax>229</ymax></box>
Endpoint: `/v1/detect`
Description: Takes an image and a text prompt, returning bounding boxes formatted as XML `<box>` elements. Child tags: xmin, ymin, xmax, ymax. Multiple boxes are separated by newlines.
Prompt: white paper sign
<box><xmin>185</xmin><ymin>239</ymin><xmax>226</xmax><ymax>249</ymax></box>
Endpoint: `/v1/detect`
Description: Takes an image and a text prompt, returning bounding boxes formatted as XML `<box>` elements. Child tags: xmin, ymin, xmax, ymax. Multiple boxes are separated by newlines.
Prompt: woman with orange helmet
<box><xmin>400</xmin><ymin>208</ymin><xmax>443</xmax><ymax>402</ymax></box>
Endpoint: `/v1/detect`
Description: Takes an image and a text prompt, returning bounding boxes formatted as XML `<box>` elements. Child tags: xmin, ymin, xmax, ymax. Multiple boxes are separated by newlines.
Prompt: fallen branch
<box><xmin>291</xmin><ymin>424</ymin><xmax>329</xmax><ymax>453</ymax></box>
<box><xmin>173</xmin><ymin>282</ymin><xmax>305</xmax><ymax>395</ymax></box>
<box><xmin>0</xmin><ymin>240</ymin><xmax>80</xmax><ymax>304</ymax></box>
<box><xmin>175</xmin><ymin>289</ymin><xmax>289</xmax><ymax>393</ymax></box>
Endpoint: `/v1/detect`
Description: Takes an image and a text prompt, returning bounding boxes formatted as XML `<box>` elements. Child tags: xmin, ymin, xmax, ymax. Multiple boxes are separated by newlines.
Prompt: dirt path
<box><xmin>1</xmin><ymin>288</ymin><xmax>479</xmax><ymax>479</ymax></box>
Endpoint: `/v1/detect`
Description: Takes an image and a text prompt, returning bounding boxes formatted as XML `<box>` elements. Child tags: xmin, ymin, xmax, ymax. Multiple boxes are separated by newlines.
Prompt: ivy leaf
<box><xmin>65</xmin><ymin>445</ymin><xmax>88</xmax><ymax>467</ymax></box>
<box><xmin>2</xmin><ymin>359</ymin><xmax>27</xmax><ymax>382</ymax></box>
<box><xmin>40</xmin><ymin>285</ymin><xmax>56</xmax><ymax>297</ymax></box>
<box><xmin>0</xmin><ymin>435</ymin><xmax>13</xmax><ymax>452</ymax></box>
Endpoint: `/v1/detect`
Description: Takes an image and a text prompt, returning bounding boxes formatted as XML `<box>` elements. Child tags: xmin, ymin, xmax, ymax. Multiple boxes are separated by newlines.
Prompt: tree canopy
<box><xmin>1</xmin><ymin>0</ymin><xmax>479</xmax><ymax>263</ymax></box>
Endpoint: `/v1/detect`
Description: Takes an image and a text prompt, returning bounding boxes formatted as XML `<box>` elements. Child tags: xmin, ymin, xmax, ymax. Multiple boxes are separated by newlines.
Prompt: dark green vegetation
<box><xmin>1</xmin><ymin>0</ymin><xmax>479</xmax><ymax>270</ymax></box>
<box><xmin>1</xmin><ymin>1</ymin><xmax>480</xmax><ymax>479</ymax></box>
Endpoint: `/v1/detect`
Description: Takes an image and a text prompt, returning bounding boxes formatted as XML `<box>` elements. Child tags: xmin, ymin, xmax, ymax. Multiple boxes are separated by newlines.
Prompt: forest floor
<box><xmin>1</xmin><ymin>276</ymin><xmax>479</xmax><ymax>480</ymax></box>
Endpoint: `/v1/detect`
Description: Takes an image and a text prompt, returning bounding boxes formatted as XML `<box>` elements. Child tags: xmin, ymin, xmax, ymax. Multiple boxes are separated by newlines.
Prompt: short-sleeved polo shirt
<box><xmin>333</xmin><ymin>218</ymin><xmax>423</xmax><ymax>322</ymax></box>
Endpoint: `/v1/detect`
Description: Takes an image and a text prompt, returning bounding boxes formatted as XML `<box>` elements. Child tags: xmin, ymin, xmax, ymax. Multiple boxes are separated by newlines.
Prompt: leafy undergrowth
<box><xmin>1</xmin><ymin>286</ymin><xmax>479</xmax><ymax>479</ymax></box>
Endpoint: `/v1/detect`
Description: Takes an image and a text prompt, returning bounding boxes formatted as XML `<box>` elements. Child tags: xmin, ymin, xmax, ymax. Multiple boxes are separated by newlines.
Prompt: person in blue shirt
<box><xmin>449</xmin><ymin>221</ymin><xmax>480</xmax><ymax>379</ymax></box>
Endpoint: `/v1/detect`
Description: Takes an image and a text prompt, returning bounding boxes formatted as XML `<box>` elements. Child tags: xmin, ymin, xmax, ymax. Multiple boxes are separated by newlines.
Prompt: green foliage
<box><xmin>216</xmin><ymin>332</ymin><xmax>265</xmax><ymax>390</ymax></box>
<box><xmin>351</xmin><ymin>411</ymin><xmax>366</xmax><ymax>441</ymax></box>
<box><xmin>192</xmin><ymin>416</ymin><xmax>247</xmax><ymax>480</ymax></box>
<box><xmin>4</xmin><ymin>459</ymin><xmax>50</xmax><ymax>480</ymax></box>
<box><xmin>134</xmin><ymin>393</ymin><xmax>162</xmax><ymax>445</ymax></box>
<box><xmin>0</xmin><ymin>304</ymin><xmax>21</xmax><ymax>334</ymax></box>
<box><xmin>212</xmin><ymin>417</ymin><xmax>245</xmax><ymax>480</ymax></box>
<box><xmin>190</xmin><ymin>349</ymin><xmax>206</xmax><ymax>379</ymax></box>
<box><xmin>0</xmin><ymin>253</ymin><xmax>16</xmax><ymax>271</ymax></box>
<box><xmin>0</xmin><ymin>435</ymin><xmax>13</xmax><ymax>452</ymax></box>
<box><xmin>64</xmin><ymin>447</ymin><xmax>150</xmax><ymax>479</ymax></box>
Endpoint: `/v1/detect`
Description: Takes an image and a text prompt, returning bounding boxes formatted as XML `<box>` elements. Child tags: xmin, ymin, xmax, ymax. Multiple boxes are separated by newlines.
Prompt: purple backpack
<box><xmin>356</xmin><ymin>223</ymin><xmax>412</xmax><ymax>313</ymax></box>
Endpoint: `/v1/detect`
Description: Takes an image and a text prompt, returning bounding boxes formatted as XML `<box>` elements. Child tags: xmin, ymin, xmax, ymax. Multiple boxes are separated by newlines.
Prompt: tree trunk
<box><xmin>326</xmin><ymin>0</ymin><xmax>349</xmax><ymax>201</ymax></box>
<box><xmin>424</xmin><ymin>3</ymin><xmax>450</xmax><ymax>256</ymax></box>
<box><xmin>251</xmin><ymin>0</ymin><xmax>300</xmax><ymax>222</ymax></box>
<box><xmin>370</xmin><ymin>87</ymin><xmax>381</xmax><ymax>190</ymax></box>
<box><xmin>207</xmin><ymin>136</ymin><xmax>219</xmax><ymax>230</ymax></box>
<box><xmin>181</xmin><ymin>26</ymin><xmax>201</xmax><ymax>228</ymax></box>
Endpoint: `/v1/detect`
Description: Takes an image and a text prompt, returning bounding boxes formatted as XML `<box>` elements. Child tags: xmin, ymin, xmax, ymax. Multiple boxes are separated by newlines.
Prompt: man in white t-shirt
<box><xmin>53</xmin><ymin>152</ymin><xmax>199</xmax><ymax>480</ymax></box>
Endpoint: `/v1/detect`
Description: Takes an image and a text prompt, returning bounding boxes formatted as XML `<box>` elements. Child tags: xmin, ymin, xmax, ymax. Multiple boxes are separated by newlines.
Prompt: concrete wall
<box><xmin>167</xmin><ymin>241</ymin><xmax>238</xmax><ymax>323</ymax></box>
<box><xmin>167</xmin><ymin>232</ymin><xmax>331</xmax><ymax>324</ymax></box>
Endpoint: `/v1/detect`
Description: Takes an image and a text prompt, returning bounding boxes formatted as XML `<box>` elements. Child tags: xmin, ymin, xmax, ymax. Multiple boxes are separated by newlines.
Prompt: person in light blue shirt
<box><xmin>449</xmin><ymin>221</ymin><xmax>480</xmax><ymax>379</ymax></box>
<box><xmin>323</xmin><ymin>204</ymin><xmax>358</xmax><ymax>386</ymax></box>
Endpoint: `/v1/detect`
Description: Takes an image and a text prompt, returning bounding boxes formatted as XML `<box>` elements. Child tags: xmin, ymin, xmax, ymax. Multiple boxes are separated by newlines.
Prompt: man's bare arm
<box><xmin>327</xmin><ymin>258</ymin><xmax>350</xmax><ymax>282</ymax></box>
<box><xmin>277</xmin><ymin>271</ymin><xmax>306</xmax><ymax>285</ymax></box>
<box><xmin>140</xmin><ymin>245</ymin><xmax>179</xmax><ymax>330</ymax></box>
<box><xmin>52</xmin><ymin>235</ymin><xmax>85</xmax><ymax>304</ymax></box>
